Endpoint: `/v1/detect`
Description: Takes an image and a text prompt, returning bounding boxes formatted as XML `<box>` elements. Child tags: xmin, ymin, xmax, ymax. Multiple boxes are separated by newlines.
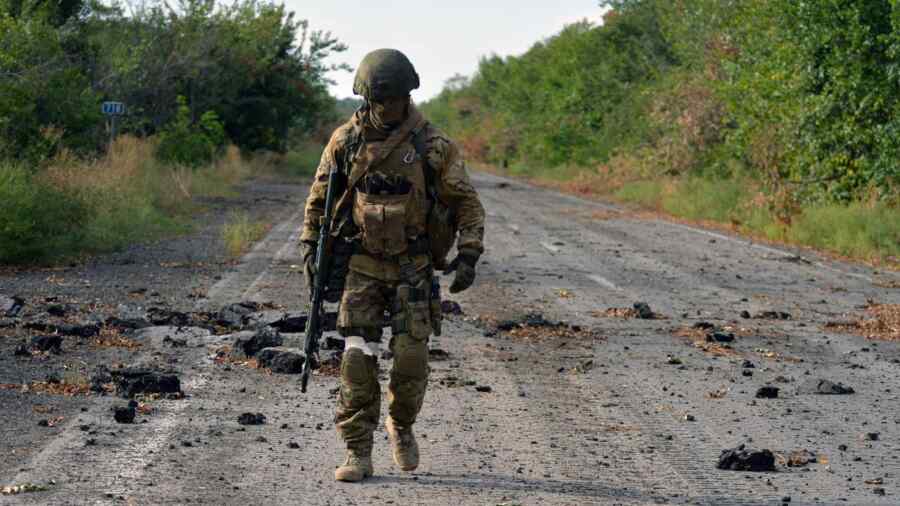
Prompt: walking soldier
<box><xmin>300</xmin><ymin>48</ymin><xmax>486</xmax><ymax>482</ymax></box>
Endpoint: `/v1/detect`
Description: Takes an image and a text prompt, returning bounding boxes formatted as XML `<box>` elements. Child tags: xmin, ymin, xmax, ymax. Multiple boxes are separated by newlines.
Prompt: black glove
<box><xmin>444</xmin><ymin>249</ymin><xmax>480</xmax><ymax>294</ymax></box>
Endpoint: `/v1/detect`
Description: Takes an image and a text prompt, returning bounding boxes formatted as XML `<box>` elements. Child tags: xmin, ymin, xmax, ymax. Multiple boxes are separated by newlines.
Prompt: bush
<box><xmin>156</xmin><ymin>96</ymin><xmax>226</xmax><ymax>166</ymax></box>
<box><xmin>0</xmin><ymin>163</ymin><xmax>88</xmax><ymax>263</ymax></box>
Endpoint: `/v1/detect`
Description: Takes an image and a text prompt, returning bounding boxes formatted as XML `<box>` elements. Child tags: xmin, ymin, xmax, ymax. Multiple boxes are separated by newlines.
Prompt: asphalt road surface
<box><xmin>2</xmin><ymin>172</ymin><xmax>900</xmax><ymax>505</ymax></box>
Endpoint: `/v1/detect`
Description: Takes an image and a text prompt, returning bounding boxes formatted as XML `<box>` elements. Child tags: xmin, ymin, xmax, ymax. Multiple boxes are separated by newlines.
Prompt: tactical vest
<box><xmin>350</xmin><ymin>133</ymin><xmax>428</xmax><ymax>257</ymax></box>
<box><xmin>341</xmin><ymin>124</ymin><xmax>457</xmax><ymax>269</ymax></box>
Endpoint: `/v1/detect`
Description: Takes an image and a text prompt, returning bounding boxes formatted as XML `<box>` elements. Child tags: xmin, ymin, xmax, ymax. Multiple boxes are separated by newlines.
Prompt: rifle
<box><xmin>301</xmin><ymin>164</ymin><xmax>343</xmax><ymax>393</ymax></box>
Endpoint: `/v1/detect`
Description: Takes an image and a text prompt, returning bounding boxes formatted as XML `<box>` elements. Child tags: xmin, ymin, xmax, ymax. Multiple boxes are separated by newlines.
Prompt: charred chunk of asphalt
<box><xmin>217</xmin><ymin>302</ymin><xmax>261</xmax><ymax>328</ymax></box>
<box><xmin>111</xmin><ymin>367</ymin><xmax>182</xmax><ymax>398</ymax></box>
<box><xmin>59</xmin><ymin>323</ymin><xmax>100</xmax><ymax>338</ymax></box>
<box><xmin>323</xmin><ymin>335</ymin><xmax>345</xmax><ymax>351</ymax></box>
<box><xmin>232</xmin><ymin>327</ymin><xmax>283</xmax><ymax>358</ymax></box>
<box><xmin>238</xmin><ymin>412</ymin><xmax>266</xmax><ymax>425</ymax></box>
<box><xmin>633</xmin><ymin>302</ymin><xmax>654</xmax><ymax>319</ymax></box>
<box><xmin>429</xmin><ymin>348</ymin><xmax>451</xmax><ymax>361</ymax></box>
<box><xmin>267</xmin><ymin>312</ymin><xmax>339</xmax><ymax>333</ymax></box>
<box><xmin>1</xmin><ymin>294</ymin><xmax>24</xmax><ymax>317</ymax></box>
<box><xmin>798</xmin><ymin>379</ymin><xmax>855</xmax><ymax>395</ymax></box>
<box><xmin>31</xmin><ymin>335</ymin><xmax>63</xmax><ymax>353</ymax></box>
<box><xmin>26</xmin><ymin>321</ymin><xmax>100</xmax><ymax>338</ymax></box>
<box><xmin>707</xmin><ymin>332</ymin><xmax>735</xmax><ymax>343</ymax></box>
<box><xmin>756</xmin><ymin>386</ymin><xmax>780</xmax><ymax>399</ymax></box>
<box><xmin>441</xmin><ymin>300</ymin><xmax>463</xmax><ymax>316</ymax></box>
<box><xmin>497</xmin><ymin>312</ymin><xmax>577</xmax><ymax>332</ymax></box>
<box><xmin>114</xmin><ymin>401</ymin><xmax>138</xmax><ymax>424</ymax></box>
<box><xmin>267</xmin><ymin>315</ymin><xmax>306</xmax><ymax>333</ymax></box>
<box><xmin>717</xmin><ymin>444</ymin><xmax>776</xmax><ymax>472</ymax></box>
<box><xmin>754</xmin><ymin>311</ymin><xmax>791</xmax><ymax>320</ymax></box>
<box><xmin>147</xmin><ymin>307</ymin><xmax>192</xmax><ymax>327</ymax></box>
<box><xmin>256</xmin><ymin>347</ymin><xmax>304</xmax><ymax>374</ymax></box>
<box><xmin>47</xmin><ymin>303</ymin><xmax>77</xmax><ymax>317</ymax></box>
<box><xmin>105</xmin><ymin>316</ymin><xmax>151</xmax><ymax>331</ymax></box>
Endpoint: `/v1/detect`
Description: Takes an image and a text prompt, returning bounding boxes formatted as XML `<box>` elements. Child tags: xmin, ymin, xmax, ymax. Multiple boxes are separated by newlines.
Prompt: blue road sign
<box><xmin>102</xmin><ymin>102</ymin><xmax>125</xmax><ymax>115</ymax></box>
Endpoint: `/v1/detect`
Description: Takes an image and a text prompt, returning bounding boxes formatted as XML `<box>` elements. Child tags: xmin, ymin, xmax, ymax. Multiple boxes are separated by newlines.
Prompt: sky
<box><xmin>283</xmin><ymin>1</ymin><xmax>608</xmax><ymax>101</ymax></box>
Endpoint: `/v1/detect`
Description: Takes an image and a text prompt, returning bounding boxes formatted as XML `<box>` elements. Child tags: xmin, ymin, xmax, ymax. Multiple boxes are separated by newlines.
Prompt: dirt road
<box><xmin>2</xmin><ymin>173</ymin><xmax>899</xmax><ymax>505</ymax></box>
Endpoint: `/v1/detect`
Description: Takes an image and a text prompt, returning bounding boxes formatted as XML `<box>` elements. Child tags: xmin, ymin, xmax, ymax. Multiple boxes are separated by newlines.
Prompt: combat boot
<box><xmin>334</xmin><ymin>448</ymin><xmax>373</xmax><ymax>482</ymax></box>
<box><xmin>385</xmin><ymin>417</ymin><xmax>419</xmax><ymax>471</ymax></box>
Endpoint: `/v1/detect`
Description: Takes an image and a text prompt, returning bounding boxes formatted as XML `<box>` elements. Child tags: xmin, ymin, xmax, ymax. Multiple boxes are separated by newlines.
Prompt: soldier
<box><xmin>300</xmin><ymin>48</ymin><xmax>486</xmax><ymax>482</ymax></box>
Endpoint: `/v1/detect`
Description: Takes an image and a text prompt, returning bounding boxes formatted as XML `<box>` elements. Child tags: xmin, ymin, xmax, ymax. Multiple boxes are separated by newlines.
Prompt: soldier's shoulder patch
<box><xmin>424</xmin><ymin>135</ymin><xmax>454</xmax><ymax>169</ymax></box>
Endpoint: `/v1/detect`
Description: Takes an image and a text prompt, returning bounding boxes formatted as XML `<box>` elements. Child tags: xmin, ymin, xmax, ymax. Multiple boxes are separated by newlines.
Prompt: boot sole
<box><xmin>334</xmin><ymin>469</ymin><xmax>373</xmax><ymax>482</ymax></box>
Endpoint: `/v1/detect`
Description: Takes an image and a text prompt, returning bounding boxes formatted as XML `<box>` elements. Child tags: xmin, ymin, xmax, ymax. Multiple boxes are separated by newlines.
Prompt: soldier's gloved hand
<box><xmin>444</xmin><ymin>249</ymin><xmax>480</xmax><ymax>294</ymax></box>
<box><xmin>301</xmin><ymin>241</ymin><xmax>317</xmax><ymax>289</ymax></box>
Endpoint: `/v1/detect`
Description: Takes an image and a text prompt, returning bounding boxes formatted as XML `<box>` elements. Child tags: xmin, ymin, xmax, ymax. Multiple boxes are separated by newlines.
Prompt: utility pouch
<box><xmin>353</xmin><ymin>190</ymin><xmax>411</xmax><ymax>256</ymax></box>
<box><xmin>429</xmin><ymin>276</ymin><xmax>442</xmax><ymax>336</ymax></box>
<box><xmin>391</xmin><ymin>277</ymin><xmax>432</xmax><ymax>340</ymax></box>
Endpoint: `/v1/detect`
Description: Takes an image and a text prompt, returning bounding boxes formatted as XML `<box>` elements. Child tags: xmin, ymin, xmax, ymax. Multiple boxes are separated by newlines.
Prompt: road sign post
<box><xmin>102</xmin><ymin>101</ymin><xmax>126</xmax><ymax>146</ymax></box>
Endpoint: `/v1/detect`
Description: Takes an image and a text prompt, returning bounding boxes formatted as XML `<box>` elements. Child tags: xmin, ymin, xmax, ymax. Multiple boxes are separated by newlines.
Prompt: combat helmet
<box><xmin>353</xmin><ymin>49</ymin><xmax>420</xmax><ymax>101</ymax></box>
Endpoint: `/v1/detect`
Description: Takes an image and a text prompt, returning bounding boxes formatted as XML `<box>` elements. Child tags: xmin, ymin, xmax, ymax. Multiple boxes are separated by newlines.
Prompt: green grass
<box><xmin>611</xmin><ymin>176</ymin><xmax>899</xmax><ymax>263</ymax></box>
<box><xmin>788</xmin><ymin>204</ymin><xmax>900</xmax><ymax>260</ymax></box>
<box><xmin>276</xmin><ymin>141</ymin><xmax>324</xmax><ymax>179</ymax></box>
<box><xmin>0</xmin><ymin>137</ymin><xmax>255</xmax><ymax>265</ymax></box>
<box><xmin>0</xmin><ymin>163</ymin><xmax>89</xmax><ymax>263</ymax></box>
<box><xmin>222</xmin><ymin>211</ymin><xmax>270</xmax><ymax>258</ymax></box>
<box><xmin>614</xmin><ymin>180</ymin><xmax>667</xmax><ymax>209</ymax></box>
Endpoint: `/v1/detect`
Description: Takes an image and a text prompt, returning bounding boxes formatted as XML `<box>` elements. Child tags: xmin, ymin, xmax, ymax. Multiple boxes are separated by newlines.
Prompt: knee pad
<box><xmin>390</xmin><ymin>333</ymin><xmax>429</xmax><ymax>380</ymax></box>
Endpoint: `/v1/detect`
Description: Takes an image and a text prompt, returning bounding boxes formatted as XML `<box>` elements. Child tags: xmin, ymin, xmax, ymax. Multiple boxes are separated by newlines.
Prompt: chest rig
<box><xmin>351</xmin><ymin>135</ymin><xmax>429</xmax><ymax>257</ymax></box>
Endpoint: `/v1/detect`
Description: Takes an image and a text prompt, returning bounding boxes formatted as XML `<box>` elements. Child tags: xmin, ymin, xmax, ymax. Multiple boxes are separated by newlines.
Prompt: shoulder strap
<box><xmin>411</xmin><ymin>122</ymin><xmax>437</xmax><ymax>200</ymax></box>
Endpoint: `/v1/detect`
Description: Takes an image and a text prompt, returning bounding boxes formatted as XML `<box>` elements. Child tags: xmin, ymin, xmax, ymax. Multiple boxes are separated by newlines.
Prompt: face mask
<box><xmin>368</xmin><ymin>96</ymin><xmax>408</xmax><ymax>130</ymax></box>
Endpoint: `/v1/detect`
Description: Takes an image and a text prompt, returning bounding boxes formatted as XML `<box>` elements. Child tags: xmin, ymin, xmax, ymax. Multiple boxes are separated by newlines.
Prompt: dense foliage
<box><xmin>422</xmin><ymin>0</ymin><xmax>900</xmax><ymax>204</ymax></box>
<box><xmin>0</xmin><ymin>0</ymin><xmax>345</xmax><ymax>163</ymax></box>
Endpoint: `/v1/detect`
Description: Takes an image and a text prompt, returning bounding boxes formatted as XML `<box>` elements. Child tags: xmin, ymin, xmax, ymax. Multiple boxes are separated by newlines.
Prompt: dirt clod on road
<box><xmin>238</xmin><ymin>412</ymin><xmax>266</xmax><ymax>425</ymax></box>
<box><xmin>718</xmin><ymin>444</ymin><xmax>777</xmax><ymax>472</ymax></box>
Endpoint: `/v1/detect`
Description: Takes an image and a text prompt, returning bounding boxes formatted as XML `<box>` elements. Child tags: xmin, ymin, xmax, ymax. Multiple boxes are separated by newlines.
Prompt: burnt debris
<box><xmin>718</xmin><ymin>444</ymin><xmax>776</xmax><ymax>472</ymax></box>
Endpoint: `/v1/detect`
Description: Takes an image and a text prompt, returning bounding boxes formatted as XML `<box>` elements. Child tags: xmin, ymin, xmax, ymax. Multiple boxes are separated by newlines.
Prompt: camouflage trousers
<box><xmin>334</xmin><ymin>265</ymin><xmax>437</xmax><ymax>451</ymax></box>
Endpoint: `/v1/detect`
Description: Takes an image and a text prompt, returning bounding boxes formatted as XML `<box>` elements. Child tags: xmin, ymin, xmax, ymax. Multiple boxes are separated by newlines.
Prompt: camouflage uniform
<box><xmin>301</xmin><ymin>102</ymin><xmax>485</xmax><ymax>457</ymax></box>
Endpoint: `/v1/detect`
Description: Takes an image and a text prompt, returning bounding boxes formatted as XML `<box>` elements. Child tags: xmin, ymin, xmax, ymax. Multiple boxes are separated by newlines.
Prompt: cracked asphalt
<box><xmin>2</xmin><ymin>172</ymin><xmax>900</xmax><ymax>505</ymax></box>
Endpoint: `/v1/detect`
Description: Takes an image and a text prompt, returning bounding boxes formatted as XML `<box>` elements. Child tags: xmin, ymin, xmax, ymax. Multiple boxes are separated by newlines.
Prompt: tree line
<box><xmin>422</xmin><ymin>0</ymin><xmax>900</xmax><ymax>205</ymax></box>
<box><xmin>0</xmin><ymin>0</ymin><xmax>345</xmax><ymax>165</ymax></box>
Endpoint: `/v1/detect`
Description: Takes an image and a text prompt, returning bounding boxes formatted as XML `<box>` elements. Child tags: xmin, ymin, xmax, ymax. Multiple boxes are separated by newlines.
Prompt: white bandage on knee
<box><xmin>345</xmin><ymin>336</ymin><xmax>380</xmax><ymax>357</ymax></box>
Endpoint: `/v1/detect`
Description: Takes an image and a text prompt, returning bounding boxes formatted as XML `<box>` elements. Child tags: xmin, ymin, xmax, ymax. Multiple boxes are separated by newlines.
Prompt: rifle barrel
<box><xmin>301</xmin><ymin>165</ymin><xmax>341</xmax><ymax>393</ymax></box>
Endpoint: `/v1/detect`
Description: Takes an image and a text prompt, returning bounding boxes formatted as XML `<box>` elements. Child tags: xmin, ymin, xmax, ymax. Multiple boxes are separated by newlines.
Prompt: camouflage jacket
<box><xmin>300</xmin><ymin>105</ymin><xmax>485</xmax><ymax>275</ymax></box>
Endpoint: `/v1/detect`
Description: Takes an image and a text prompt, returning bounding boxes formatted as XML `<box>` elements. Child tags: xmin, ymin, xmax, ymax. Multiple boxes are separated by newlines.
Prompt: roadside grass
<box><xmin>611</xmin><ymin>177</ymin><xmax>899</xmax><ymax>264</ymax></box>
<box><xmin>787</xmin><ymin>204</ymin><xmax>900</xmax><ymax>260</ymax></box>
<box><xmin>222</xmin><ymin>211</ymin><xmax>271</xmax><ymax>258</ymax></box>
<box><xmin>272</xmin><ymin>140</ymin><xmax>323</xmax><ymax>179</ymax></box>
<box><xmin>0</xmin><ymin>135</ymin><xmax>256</xmax><ymax>264</ymax></box>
